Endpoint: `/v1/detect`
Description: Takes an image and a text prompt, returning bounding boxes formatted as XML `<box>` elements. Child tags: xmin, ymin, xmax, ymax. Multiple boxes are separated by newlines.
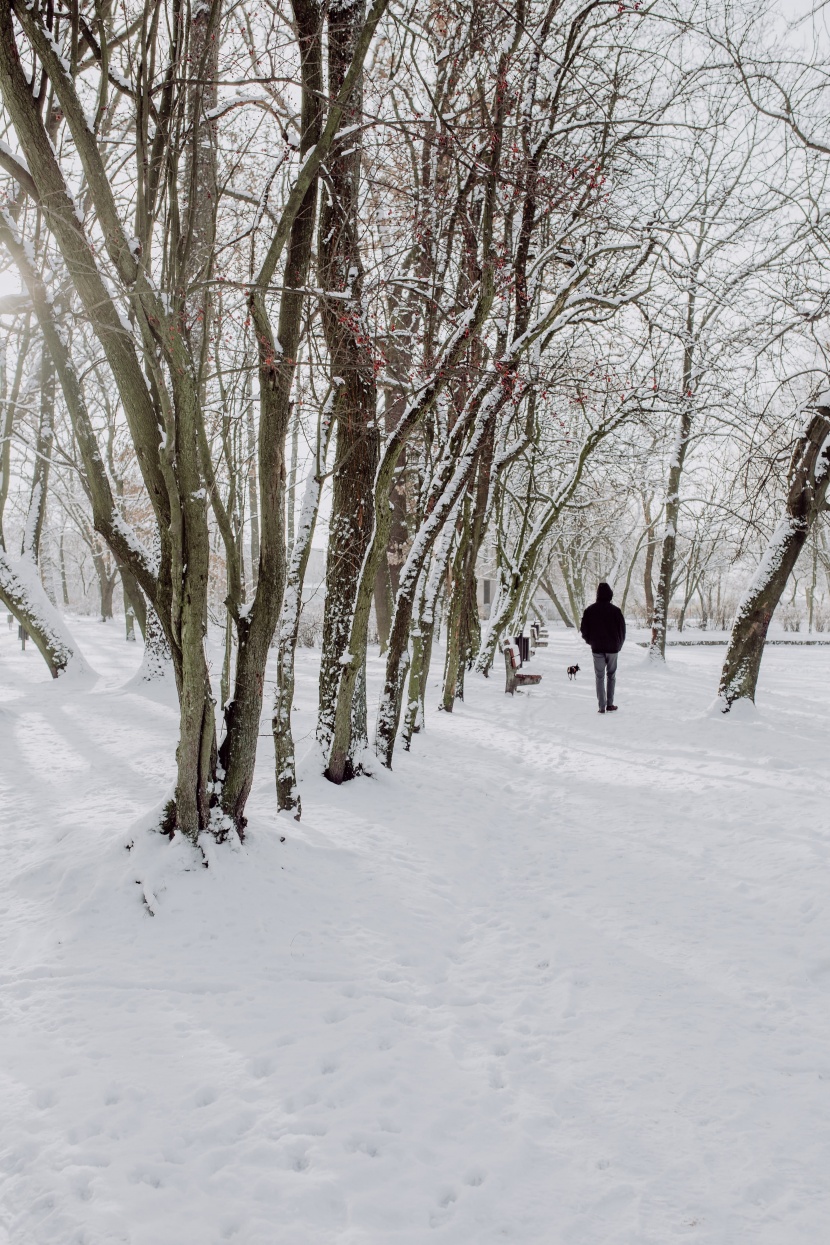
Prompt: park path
<box><xmin>1</xmin><ymin>621</ymin><xmax>830</xmax><ymax>1243</ymax></box>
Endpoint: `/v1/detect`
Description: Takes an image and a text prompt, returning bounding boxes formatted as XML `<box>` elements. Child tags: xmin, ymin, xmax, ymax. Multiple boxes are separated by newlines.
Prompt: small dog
<box><xmin>567</xmin><ymin>664</ymin><xmax>580</xmax><ymax>680</ymax></box>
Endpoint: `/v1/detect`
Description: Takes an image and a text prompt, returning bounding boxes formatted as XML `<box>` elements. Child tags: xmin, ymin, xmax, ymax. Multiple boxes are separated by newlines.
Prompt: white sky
<box><xmin>0</xmin><ymin>267</ymin><xmax>21</xmax><ymax>298</ymax></box>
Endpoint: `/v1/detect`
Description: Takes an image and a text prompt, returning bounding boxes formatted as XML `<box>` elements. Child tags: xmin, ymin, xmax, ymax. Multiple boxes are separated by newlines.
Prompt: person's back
<box><xmin>580</xmin><ymin>583</ymin><xmax>625</xmax><ymax>713</ymax></box>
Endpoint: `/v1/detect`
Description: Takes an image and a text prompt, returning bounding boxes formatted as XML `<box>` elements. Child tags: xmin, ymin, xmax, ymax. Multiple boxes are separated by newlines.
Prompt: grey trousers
<box><xmin>592</xmin><ymin>651</ymin><xmax>618</xmax><ymax>710</ymax></box>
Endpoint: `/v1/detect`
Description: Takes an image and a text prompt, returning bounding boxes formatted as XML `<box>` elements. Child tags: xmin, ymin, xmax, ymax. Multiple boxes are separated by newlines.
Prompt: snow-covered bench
<box><xmin>530</xmin><ymin>622</ymin><xmax>548</xmax><ymax>648</ymax></box>
<box><xmin>504</xmin><ymin>642</ymin><xmax>542</xmax><ymax>695</ymax></box>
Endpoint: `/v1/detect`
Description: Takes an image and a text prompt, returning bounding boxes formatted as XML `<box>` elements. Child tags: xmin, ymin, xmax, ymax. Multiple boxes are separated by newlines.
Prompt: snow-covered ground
<box><xmin>1</xmin><ymin>618</ymin><xmax>829</xmax><ymax>1243</ymax></box>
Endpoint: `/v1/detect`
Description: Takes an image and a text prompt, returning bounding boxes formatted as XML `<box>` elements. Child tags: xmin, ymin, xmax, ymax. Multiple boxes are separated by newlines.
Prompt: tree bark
<box><xmin>376</xmin><ymin>388</ymin><xmax>503</xmax><ymax>767</ymax></box>
<box><xmin>316</xmin><ymin>0</ymin><xmax>380</xmax><ymax>767</ymax></box>
<box><xmin>441</xmin><ymin>419</ymin><xmax>493</xmax><ymax>708</ymax></box>
<box><xmin>641</xmin><ymin>496</ymin><xmax>656</xmax><ymax>625</ymax></box>
<box><xmin>719</xmin><ymin>408</ymin><xmax>830</xmax><ymax>708</ymax></box>
<box><xmin>21</xmin><ymin>348</ymin><xmax>54</xmax><ymax>565</ymax></box>
<box><xmin>59</xmin><ymin>531</ymin><xmax>70</xmax><ymax>607</ymax></box>
<box><xmin>136</xmin><ymin>605</ymin><xmax>174</xmax><ymax>682</ymax></box>
<box><xmin>93</xmin><ymin>549</ymin><xmax>117</xmax><ymax>621</ymax></box>
<box><xmin>119</xmin><ymin>565</ymin><xmax>147</xmax><ymax>639</ymax></box>
<box><xmin>402</xmin><ymin>519</ymin><xmax>455</xmax><ymax>748</ymax></box>
<box><xmin>220</xmin><ymin>0</ymin><xmax>325</xmax><ymax>830</ymax></box>
<box><xmin>649</xmin><ymin>404</ymin><xmax>692</xmax><ymax>656</ymax></box>
<box><xmin>441</xmin><ymin>504</ymin><xmax>469</xmax><ymax>712</ymax></box>
<box><xmin>650</xmin><ymin>282</ymin><xmax>697</xmax><ymax>658</ymax></box>
<box><xmin>373</xmin><ymin>555</ymin><xmax>394</xmax><ymax>654</ymax></box>
<box><xmin>246</xmin><ymin>379</ymin><xmax>260</xmax><ymax>593</ymax></box>
<box><xmin>274</xmin><ymin>397</ymin><xmax>334</xmax><ymax>817</ymax></box>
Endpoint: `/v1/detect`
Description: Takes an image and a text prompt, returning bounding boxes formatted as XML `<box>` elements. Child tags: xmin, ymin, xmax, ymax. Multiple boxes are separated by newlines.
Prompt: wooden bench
<box><xmin>530</xmin><ymin>622</ymin><xmax>548</xmax><ymax>648</ymax></box>
<box><xmin>504</xmin><ymin>642</ymin><xmax>542</xmax><ymax>694</ymax></box>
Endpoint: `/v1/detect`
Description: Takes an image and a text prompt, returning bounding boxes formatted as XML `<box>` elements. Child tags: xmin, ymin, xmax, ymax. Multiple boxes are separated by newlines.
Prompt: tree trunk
<box><xmin>539</xmin><ymin>573</ymin><xmax>574</xmax><ymax>627</ymax></box>
<box><xmin>650</xmin><ymin>306</ymin><xmax>697</xmax><ymax>657</ymax></box>
<box><xmin>274</xmin><ymin>398</ymin><xmax>334</xmax><ymax>817</ymax></box>
<box><xmin>245</xmin><ymin>376</ymin><xmax>260</xmax><ymax>594</ymax></box>
<box><xmin>402</xmin><ymin>521</ymin><xmax>455</xmax><ymax>748</ymax></box>
<box><xmin>321</xmin><ymin>32</ymin><xmax>510</xmax><ymax>778</ymax></box>
<box><xmin>376</xmin><ymin>395</ymin><xmax>500</xmax><ymax>766</ymax></box>
<box><xmin>217</xmin><ymin>0</ymin><xmax>324</xmax><ymax>831</ymax></box>
<box><xmin>719</xmin><ymin>409</ymin><xmax>830</xmax><ymax>708</ymax></box>
<box><xmin>441</xmin><ymin>504</ymin><xmax>469</xmax><ymax>712</ymax></box>
<box><xmin>287</xmin><ymin>401</ymin><xmax>299</xmax><ymax>551</ymax></box>
<box><xmin>59</xmin><ymin>531</ymin><xmax>70</xmax><ymax>606</ymax></box>
<box><xmin>136</xmin><ymin>604</ymin><xmax>173</xmax><ymax>682</ymax></box>
<box><xmin>119</xmin><ymin>565</ymin><xmax>147</xmax><ymax>639</ymax></box>
<box><xmin>373</xmin><ymin>554</ymin><xmax>393</xmax><ymax>654</ymax></box>
<box><xmin>316</xmin><ymin>0</ymin><xmax>380</xmax><ymax>767</ymax></box>
<box><xmin>642</xmin><ymin>497</ymin><xmax>656</xmax><ymax>625</ymax></box>
<box><xmin>440</xmin><ymin>420</ymin><xmax>492</xmax><ymax>712</ymax></box>
<box><xmin>558</xmin><ymin>554</ymin><xmax>582</xmax><ymax>636</ymax></box>
<box><xmin>92</xmin><ymin>548</ymin><xmax>116</xmax><ymax>621</ymax></box>
<box><xmin>21</xmin><ymin>348</ymin><xmax>54</xmax><ymax>564</ymax></box>
<box><xmin>0</xmin><ymin>325</ymin><xmax>20</xmax><ymax>551</ymax></box>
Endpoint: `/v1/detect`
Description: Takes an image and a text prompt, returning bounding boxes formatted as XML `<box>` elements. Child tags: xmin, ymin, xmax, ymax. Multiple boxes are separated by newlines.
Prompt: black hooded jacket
<box><xmin>580</xmin><ymin>584</ymin><xmax>626</xmax><ymax>654</ymax></box>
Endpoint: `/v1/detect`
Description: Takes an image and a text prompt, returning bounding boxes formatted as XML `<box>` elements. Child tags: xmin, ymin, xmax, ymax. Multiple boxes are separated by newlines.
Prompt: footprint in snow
<box><xmin>247</xmin><ymin>1056</ymin><xmax>273</xmax><ymax>1079</ymax></box>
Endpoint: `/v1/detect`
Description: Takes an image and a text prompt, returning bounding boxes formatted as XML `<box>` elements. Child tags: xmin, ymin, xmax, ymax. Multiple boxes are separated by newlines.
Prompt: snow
<box><xmin>109</xmin><ymin>69</ymin><xmax>132</xmax><ymax>94</ymax></box>
<box><xmin>2</xmin><ymin>621</ymin><xmax>830</xmax><ymax>1241</ymax></box>
<box><xmin>0</xmin><ymin>551</ymin><xmax>88</xmax><ymax>677</ymax></box>
<box><xmin>0</xmin><ymin>139</ymin><xmax>30</xmax><ymax>175</ymax></box>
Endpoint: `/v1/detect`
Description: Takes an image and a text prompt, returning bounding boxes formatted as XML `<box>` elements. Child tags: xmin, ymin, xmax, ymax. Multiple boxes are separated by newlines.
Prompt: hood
<box><xmin>596</xmin><ymin>582</ymin><xmax>613</xmax><ymax>603</ymax></box>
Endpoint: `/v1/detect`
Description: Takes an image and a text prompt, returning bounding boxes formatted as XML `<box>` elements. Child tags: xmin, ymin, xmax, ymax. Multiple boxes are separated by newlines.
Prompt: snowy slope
<box><xmin>1</xmin><ymin>619</ymin><xmax>829</xmax><ymax>1243</ymax></box>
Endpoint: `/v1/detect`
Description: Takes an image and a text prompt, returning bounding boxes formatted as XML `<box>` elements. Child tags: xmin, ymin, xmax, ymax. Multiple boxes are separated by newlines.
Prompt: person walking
<box><xmin>580</xmin><ymin>582</ymin><xmax>626</xmax><ymax>714</ymax></box>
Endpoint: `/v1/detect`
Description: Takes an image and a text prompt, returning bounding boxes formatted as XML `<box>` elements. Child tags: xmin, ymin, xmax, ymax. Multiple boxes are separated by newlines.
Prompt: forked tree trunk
<box><xmin>218</xmin><ymin>0</ymin><xmax>325</xmax><ymax>830</ymax></box>
<box><xmin>0</xmin><ymin>1</ymin><xmax>217</xmax><ymax>840</ymax></box>
<box><xmin>719</xmin><ymin>408</ymin><xmax>830</xmax><ymax>709</ymax></box>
